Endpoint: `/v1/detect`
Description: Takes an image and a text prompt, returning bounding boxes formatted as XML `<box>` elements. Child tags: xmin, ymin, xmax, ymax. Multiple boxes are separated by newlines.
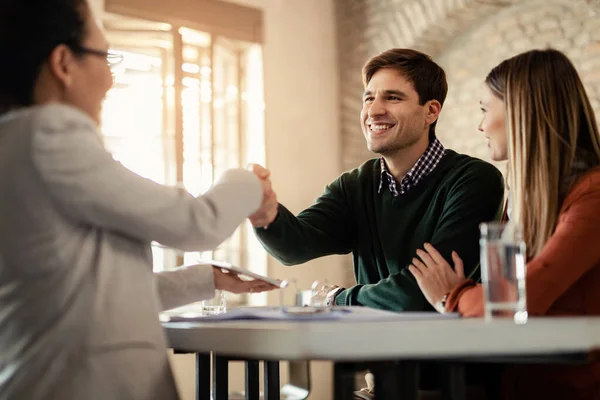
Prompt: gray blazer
<box><xmin>0</xmin><ymin>105</ymin><xmax>263</xmax><ymax>399</ymax></box>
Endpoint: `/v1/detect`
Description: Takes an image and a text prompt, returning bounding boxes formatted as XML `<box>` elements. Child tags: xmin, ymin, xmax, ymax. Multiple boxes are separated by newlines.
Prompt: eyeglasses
<box><xmin>70</xmin><ymin>45</ymin><xmax>124</xmax><ymax>68</ymax></box>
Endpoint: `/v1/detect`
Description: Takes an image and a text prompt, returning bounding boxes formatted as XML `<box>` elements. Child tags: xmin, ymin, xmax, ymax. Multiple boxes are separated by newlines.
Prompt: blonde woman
<box><xmin>409</xmin><ymin>49</ymin><xmax>600</xmax><ymax>399</ymax></box>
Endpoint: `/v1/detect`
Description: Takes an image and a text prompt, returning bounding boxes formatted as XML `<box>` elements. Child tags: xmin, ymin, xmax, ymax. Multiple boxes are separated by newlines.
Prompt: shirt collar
<box><xmin>378</xmin><ymin>138</ymin><xmax>446</xmax><ymax>197</ymax></box>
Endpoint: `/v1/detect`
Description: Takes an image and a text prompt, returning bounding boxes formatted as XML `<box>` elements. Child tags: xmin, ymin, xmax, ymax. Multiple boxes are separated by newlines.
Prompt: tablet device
<box><xmin>206</xmin><ymin>260</ymin><xmax>289</xmax><ymax>288</ymax></box>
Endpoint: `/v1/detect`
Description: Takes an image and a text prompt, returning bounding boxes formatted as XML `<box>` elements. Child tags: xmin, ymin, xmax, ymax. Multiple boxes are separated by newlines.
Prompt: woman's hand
<box><xmin>213</xmin><ymin>267</ymin><xmax>279</xmax><ymax>294</ymax></box>
<box><xmin>408</xmin><ymin>243</ymin><xmax>467</xmax><ymax>312</ymax></box>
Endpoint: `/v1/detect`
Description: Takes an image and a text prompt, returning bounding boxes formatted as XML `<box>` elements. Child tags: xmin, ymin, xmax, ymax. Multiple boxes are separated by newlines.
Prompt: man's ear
<box><xmin>425</xmin><ymin>99</ymin><xmax>442</xmax><ymax>126</ymax></box>
<box><xmin>46</xmin><ymin>44</ymin><xmax>75</xmax><ymax>89</ymax></box>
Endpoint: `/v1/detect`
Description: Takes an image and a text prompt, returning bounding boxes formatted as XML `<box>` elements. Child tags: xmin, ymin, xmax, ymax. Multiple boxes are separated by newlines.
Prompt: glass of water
<box><xmin>202</xmin><ymin>289</ymin><xmax>227</xmax><ymax>315</ymax></box>
<box><xmin>480</xmin><ymin>222</ymin><xmax>528</xmax><ymax>324</ymax></box>
<box><xmin>310</xmin><ymin>280</ymin><xmax>336</xmax><ymax>307</ymax></box>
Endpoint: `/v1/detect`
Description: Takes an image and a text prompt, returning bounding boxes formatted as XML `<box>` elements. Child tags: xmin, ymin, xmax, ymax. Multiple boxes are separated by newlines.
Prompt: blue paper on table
<box><xmin>161</xmin><ymin>306</ymin><xmax>459</xmax><ymax>323</ymax></box>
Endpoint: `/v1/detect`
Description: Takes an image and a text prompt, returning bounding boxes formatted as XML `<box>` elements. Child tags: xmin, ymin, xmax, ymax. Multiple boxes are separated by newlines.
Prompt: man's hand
<box><xmin>247</xmin><ymin>163</ymin><xmax>279</xmax><ymax>228</ymax></box>
<box><xmin>213</xmin><ymin>267</ymin><xmax>279</xmax><ymax>294</ymax></box>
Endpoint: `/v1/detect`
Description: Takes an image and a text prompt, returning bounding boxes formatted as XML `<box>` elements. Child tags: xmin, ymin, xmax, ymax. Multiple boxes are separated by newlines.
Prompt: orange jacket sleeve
<box><xmin>525</xmin><ymin>177</ymin><xmax>600</xmax><ymax>315</ymax></box>
<box><xmin>446</xmin><ymin>173</ymin><xmax>600</xmax><ymax>317</ymax></box>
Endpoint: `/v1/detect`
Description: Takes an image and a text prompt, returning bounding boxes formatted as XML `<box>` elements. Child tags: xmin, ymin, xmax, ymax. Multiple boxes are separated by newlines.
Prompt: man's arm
<box><xmin>334</xmin><ymin>161</ymin><xmax>505</xmax><ymax>311</ymax></box>
<box><xmin>253</xmin><ymin>175</ymin><xmax>354</xmax><ymax>265</ymax></box>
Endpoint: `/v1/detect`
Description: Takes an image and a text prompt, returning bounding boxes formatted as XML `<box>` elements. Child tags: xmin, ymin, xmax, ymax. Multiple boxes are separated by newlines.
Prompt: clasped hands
<box><xmin>207</xmin><ymin>163</ymin><xmax>280</xmax><ymax>295</ymax></box>
<box><xmin>247</xmin><ymin>163</ymin><xmax>279</xmax><ymax>228</ymax></box>
<box><xmin>164</xmin><ymin>164</ymin><xmax>282</xmax><ymax>297</ymax></box>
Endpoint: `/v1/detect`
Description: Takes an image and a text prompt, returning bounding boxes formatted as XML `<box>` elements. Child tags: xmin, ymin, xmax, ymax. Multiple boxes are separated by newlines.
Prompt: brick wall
<box><xmin>335</xmin><ymin>0</ymin><xmax>600</xmax><ymax>170</ymax></box>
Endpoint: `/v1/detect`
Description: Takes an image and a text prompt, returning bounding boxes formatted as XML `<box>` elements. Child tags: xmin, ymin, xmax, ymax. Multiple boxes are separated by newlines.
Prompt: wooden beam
<box><xmin>105</xmin><ymin>0</ymin><xmax>263</xmax><ymax>43</ymax></box>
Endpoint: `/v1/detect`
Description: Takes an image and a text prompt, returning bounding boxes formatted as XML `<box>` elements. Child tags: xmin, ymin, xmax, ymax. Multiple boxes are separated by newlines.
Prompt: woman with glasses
<box><xmin>0</xmin><ymin>0</ymin><xmax>277</xmax><ymax>399</ymax></box>
<box><xmin>409</xmin><ymin>48</ymin><xmax>600</xmax><ymax>399</ymax></box>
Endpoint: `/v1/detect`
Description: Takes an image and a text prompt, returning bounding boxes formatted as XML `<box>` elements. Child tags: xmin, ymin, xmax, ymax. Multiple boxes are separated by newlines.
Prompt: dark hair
<box><xmin>362</xmin><ymin>48</ymin><xmax>448</xmax><ymax>139</ymax></box>
<box><xmin>0</xmin><ymin>0</ymin><xmax>88</xmax><ymax>113</ymax></box>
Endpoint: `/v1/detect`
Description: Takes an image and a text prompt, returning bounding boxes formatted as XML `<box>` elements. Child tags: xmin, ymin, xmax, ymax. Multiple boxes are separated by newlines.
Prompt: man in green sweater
<box><xmin>249</xmin><ymin>48</ymin><xmax>504</xmax><ymax>312</ymax></box>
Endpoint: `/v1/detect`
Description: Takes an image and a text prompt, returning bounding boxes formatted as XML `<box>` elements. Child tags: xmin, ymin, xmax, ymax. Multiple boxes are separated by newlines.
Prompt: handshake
<box><xmin>247</xmin><ymin>164</ymin><xmax>279</xmax><ymax>228</ymax></box>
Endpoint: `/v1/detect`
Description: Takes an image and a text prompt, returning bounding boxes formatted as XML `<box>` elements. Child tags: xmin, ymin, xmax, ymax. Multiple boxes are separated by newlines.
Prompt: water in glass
<box><xmin>480</xmin><ymin>222</ymin><xmax>528</xmax><ymax>324</ymax></box>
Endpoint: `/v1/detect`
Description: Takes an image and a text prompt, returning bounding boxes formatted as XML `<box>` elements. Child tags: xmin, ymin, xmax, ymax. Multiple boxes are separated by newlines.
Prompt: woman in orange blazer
<box><xmin>409</xmin><ymin>48</ymin><xmax>600</xmax><ymax>399</ymax></box>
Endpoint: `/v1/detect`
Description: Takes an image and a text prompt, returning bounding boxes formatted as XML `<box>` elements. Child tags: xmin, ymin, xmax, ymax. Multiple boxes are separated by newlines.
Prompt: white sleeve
<box><xmin>155</xmin><ymin>264</ymin><xmax>216</xmax><ymax>311</ymax></box>
<box><xmin>31</xmin><ymin>105</ymin><xmax>263</xmax><ymax>251</ymax></box>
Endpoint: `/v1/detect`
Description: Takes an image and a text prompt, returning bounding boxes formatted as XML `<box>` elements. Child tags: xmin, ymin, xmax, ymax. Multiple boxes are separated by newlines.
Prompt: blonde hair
<box><xmin>499</xmin><ymin>49</ymin><xmax>600</xmax><ymax>257</ymax></box>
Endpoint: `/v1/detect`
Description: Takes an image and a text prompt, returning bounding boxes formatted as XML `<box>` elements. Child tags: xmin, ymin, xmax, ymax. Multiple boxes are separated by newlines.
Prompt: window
<box><xmin>101</xmin><ymin>15</ymin><xmax>266</xmax><ymax>305</ymax></box>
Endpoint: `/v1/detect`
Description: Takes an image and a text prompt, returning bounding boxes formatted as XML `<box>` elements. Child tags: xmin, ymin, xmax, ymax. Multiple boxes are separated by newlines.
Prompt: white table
<box><xmin>164</xmin><ymin>317</ymin><xmax>600</xmax><ymax>399</ymax></box>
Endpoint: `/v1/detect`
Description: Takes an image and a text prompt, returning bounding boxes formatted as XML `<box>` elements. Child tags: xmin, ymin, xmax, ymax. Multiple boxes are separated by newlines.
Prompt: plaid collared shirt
<box><xmin>378</xmin><ymin>138</ymin><xmax>446</xmax><ymax>197</ymax></box>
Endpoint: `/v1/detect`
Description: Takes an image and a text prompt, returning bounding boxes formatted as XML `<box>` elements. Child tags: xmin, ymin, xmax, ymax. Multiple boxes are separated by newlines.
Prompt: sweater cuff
<box><xmin>334</xmin><ymin>288</ymin><xmax>348</xmax><ymax>306</ymax></box>
<box><xmin>445</xmin><ymin>279</ymin><xmax>476</xmax><ymax>313</ymax></box>
<box><xmin>155</xmin><ymin>264</ymin><xmax>216</xmax><ymax>311</ymax></box>
<box><xmin>217</xmin><ymin>168</ymin><xmax>263</xmax><ymax>216</ymax></box>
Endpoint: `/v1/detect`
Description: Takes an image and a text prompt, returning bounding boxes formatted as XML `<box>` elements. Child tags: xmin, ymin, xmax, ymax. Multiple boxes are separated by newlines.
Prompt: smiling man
<box><xmin>250</xmin><ymin>48</ymin><xmax>504</xmax><ymax>312</ymax></box>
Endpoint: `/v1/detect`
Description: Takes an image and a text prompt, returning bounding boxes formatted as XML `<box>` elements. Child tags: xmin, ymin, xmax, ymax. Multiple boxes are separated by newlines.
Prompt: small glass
<box><xmin>310</xmin><ymin>280</ymin><xmax>336</xmax><ymax>307</ymax></box>
<box><xmin>279</xmin><ymin>280</ymin><xmax>334</xmax><ymax>316</ymax></box>
<box><xmin>202</xmin><ymin>289</ymin><xmax>227</xmax><ymax>315</ymax></box>
<box><xmin>480</xmin><ymin>222</ymin><xmax>528</xmax><ymax>324</ymax></box>
<box><xmin>295</xmin><ymin>289</ymin><xmax>313</xmax><ymax>307</ymax></box>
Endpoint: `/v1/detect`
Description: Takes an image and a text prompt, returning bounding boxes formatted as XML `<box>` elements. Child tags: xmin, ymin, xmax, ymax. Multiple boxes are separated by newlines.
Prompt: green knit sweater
<box><xmin>255</xmin><ymin>150</ymin><xmax>504</xmax><ymax>311</ymax></box>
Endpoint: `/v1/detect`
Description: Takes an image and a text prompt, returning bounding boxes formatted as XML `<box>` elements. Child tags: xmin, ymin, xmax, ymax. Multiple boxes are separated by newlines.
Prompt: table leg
<box><xmin>333</xmin><ymin>362</ymin><xmax>355</xmax><ymax>400</ymax></box>
<box><xmin>391</xmin><ymin>361</ymin><xmax>419</xmax><ymax>400</ymax></box>
<box><xmin>442</xmin><ymin>363</ymin><xmax>466</xmax><ymax>400</ymax></box>
<box><xmin>212</xmin><ymin>355</ymin><xmax>229</xmax><ymax>400</ymax></box>
<box><xmin>264</xmin><ymin>361</ymin><xmax>280</xmax><ymax>400</ymax></box>
<box><xmin>195</xmin><ymin>353</ymin><xmax>211</xmax><ymax>400</ymax></box>
<box><xmin>373</xmin><ymin>363</ymin><xmax>399</xmax><ymax>400</ymax></box>
<box><xmin>245</xmin><ymin>360</ymin><xmax>260</xmax><ymax>400</ymax></box>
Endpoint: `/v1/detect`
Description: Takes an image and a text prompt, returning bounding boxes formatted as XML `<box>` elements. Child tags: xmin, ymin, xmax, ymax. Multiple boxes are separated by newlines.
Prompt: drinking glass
<box><xmin>480</xmin><ymin>222</ymin><xmax>528</xmax><ymax>324</ymax></box>
<box><xmin>310</xmin><ymin>280</ymin><xmax>336</xmax><ymax>307</ymax></box>
<box><xmin>201</xmin><ymin>289</ymin><xmax>227</xmax><ymax>315</ymax></box>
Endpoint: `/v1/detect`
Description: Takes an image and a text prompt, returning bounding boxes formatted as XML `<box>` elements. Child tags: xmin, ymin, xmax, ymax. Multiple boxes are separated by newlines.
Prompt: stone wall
<box><xmin>335</xmin><ymin>0</ymin><xmax>600</xmax><ymax>170</ymax></box>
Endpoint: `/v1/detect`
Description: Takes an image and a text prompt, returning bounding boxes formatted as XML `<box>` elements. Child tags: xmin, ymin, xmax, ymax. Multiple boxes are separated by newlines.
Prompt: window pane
<box><xmin>101</xmin><ymin>19</ymin><xmax>265</xmax><ymax>295</ymax></box>
<box><xmin>101</xmin><ymin>45</ymin><xmax>178</xmax><ymax>272</ymax></box>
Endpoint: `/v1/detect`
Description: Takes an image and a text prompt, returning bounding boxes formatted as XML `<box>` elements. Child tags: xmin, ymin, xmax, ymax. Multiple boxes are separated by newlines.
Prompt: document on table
<box><xmin>160</xmin><ymin>306</ymin><xmax>459</xmax><ymax>322</ymax></box>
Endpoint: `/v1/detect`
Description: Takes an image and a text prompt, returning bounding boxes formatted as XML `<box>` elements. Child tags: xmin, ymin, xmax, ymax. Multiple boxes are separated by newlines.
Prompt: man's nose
<box><xmin>368</xmin><ymin>96</ymin><xmax>386</xmax><ymax>117</ymax></box>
